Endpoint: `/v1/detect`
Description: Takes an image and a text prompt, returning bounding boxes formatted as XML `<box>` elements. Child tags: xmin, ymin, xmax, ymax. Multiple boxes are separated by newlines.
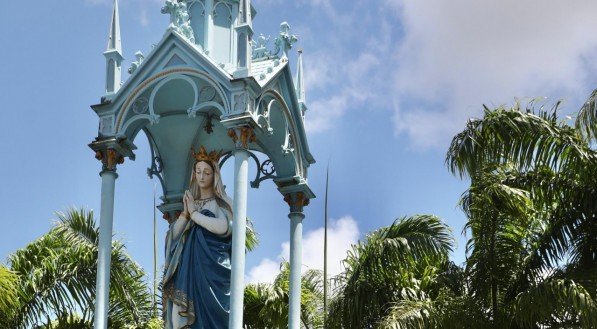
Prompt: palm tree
<box><xmin>2</xmin><ymin>208</ymin><xmax>156</xmax><ymax>329</ymax></box>
<box><xmin>0</xmin><ymin>265</ymin><xmax>20</xmax><ymax>323</ymax></box>
<box><xmin>445</xmin><ymin>99</ymin><xmax>597</xmax><ymax>328</ymax></box>
<box><xmin>244</xmin><ymin>262</ymin><xmax>324</xmax><ymax>329</ymax></box>
<box><xmin>327</xmin><ymin>215</ymin><xmax>455</xmax><ymax>328</ymax></box>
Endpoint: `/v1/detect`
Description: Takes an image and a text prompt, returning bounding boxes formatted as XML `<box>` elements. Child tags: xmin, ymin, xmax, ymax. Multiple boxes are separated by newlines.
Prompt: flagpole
<box><xmin>153</xmin><ymin>183</ymin><xmax>158</xmax><ymax>317</ymax></box>
<box><xmin>323</xmin><ymin>163</ymin><xmax>329</xmax><ymax>328</ymax></box>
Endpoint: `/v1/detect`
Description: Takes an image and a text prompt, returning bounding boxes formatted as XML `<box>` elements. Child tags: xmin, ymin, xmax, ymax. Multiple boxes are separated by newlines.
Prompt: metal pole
<box><xmin>288</xmin><ymin>211</ymin><xmax>304</xmax><ymax>329</ymax></box>
<box><xmin>153</xmin><ymin>184</ymin><xmax>158</xmax><ymax>317</ymax></box>
<box><xmin>229</xmin><ymin>149</ymin><xmax>249</xmax><ymax>328</ymax></box>
<box><xmin>323</xmin><ymin>165</ymin><xmax>329</xmax><ymax>328</ymax></box>
<box><xmin>93</xmin><ymin>170</ymin><xmax>118</xmax><ymax>329</ymax></box>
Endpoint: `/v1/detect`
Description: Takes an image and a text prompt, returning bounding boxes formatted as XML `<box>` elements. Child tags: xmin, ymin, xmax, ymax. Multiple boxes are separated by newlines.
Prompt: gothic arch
<box><xmin>116</xmin><ymin>68</ymin><xmax>231</xmax><ymax>140</ymax></box>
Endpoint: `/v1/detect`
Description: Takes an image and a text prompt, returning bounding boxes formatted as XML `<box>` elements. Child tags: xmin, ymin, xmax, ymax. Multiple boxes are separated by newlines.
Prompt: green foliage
<box><xmin>328</xmin><ymin>215</ymin><xmax>455</xmax><ymax>329</ymax></box>
<box><xmin>245</xmin><ymin>217</ymin><xmax>259</xmax><ymax>252</ymax></box>
<box><xmin>444</xmin><ymin>100</ymin><xmax>597</xmax><ymax>328</ymax></box>
<box><xmin>0</xmin><ymin>265</ymin><xmax>20</xmax><ymax>322</ymax></box>
<box><xmin>577</xmin><ymin>88</ymin><xmax>597</xmax><ymax>142</ymax></box>
<box><xmin>326</xmin><ymin>99</ymin><xmax>597</xmax><ymax>329</ymax></box>
<box><xmin>140</xmin><ymin>317</ymin><xmax>164</xmax><ymax>329</ymax></box>
<box><xmin>2</xmin><ymin>208</ymin><xmax>156</xmax><ymax>329</ymax></box>
<box><xmin>243</xmin><ymin>262</ymin><xmax>324</xmax><ymax>329</ymax></box>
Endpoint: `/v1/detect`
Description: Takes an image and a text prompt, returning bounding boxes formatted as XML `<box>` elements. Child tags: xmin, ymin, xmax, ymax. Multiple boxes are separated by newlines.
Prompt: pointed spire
<box><xmin>244</xmin><ymin>0</ymin><xmax>253</xmax><ymax>25</ymax></box>
<box><xmin>295</xmin><ymin>49</ymin><xmax>306</xmax><ymax>105</ymax></box>
<box><xmin>104</xmin><ymin>0</ymin><xmax>124</xmax><ymax>95</ymax></box>
<box><xmin>106</xmin><ymin>0</ymin><xmax>122</xmax><ymax>53</ymax></box>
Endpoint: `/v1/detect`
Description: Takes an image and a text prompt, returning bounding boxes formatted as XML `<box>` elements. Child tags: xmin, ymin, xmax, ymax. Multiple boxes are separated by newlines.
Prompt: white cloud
<box><xmin>247</xmin><ymin>258</ymin><xmax>281</xmax><ymax>284</ymax></box>
<box><xmin>305</xmin><ymin>51</ymin><xmax>380</xmax><ymax>134</ymax></box>
<box><xmin>296</xmin><ymin>0</ymin><xmax>597</xmax><ymax>148</ymax></box>
<box><xmin>390</xmin><ymin>0</ymin><xmax>597</xmax><ymax>148</ymax></box>
<box><xmin>246</xmin><ymin>215</ymin><xmax>360</xmax><ymax>284</ymax></box>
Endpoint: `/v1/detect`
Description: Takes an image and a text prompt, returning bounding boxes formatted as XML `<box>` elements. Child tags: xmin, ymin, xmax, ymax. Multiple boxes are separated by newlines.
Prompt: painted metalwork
<box><xmin>229</xmin><ymin>149</ymin><xmax>249</xmax><ymax>329</ymax></box>
<box><xmin>145</xmin><ymin>129</ymin><xmax>166</xmax><ymax>197</ymax></box>
<box><xmin>90</xmin><ymin>0</ymin><xmax>316</xmax><ymax>327</ymax></box>
<box><xmin>162</xmin><ymin>0</ymin><xmax>196</xmax><ymax>43</ymax></box>
<box><xmin>251</xmin><ymin>22</ymin><xmax>298</xmax><ymax>61</ymax></box>
<box><xmin>219</xmin><ymin>150</ymin><xmax>277</xmax><ymax>189</ymax></box>
<box><xmin>128</xmin><ymin>51</ymin><xmax>145</xmax><ymax>74</ymax></box>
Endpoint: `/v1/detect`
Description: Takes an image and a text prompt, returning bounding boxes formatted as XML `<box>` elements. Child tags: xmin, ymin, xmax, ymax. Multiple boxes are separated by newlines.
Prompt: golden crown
<box><xmin>192</xmin><ymin>146</ymin><xmax>222</xmax><ymax>164</ymax></box>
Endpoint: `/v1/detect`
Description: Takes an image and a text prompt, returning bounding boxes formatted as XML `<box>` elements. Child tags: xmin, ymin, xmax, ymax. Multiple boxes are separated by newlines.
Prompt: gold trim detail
<box><xmin>191</xmin><ymin>146</ymin><xmax>222</xmax><ymax>164</ymax></box>
<box><xmin>228</xmin><ymin>126</ymin><xmax>256</xmax><ymax>149</ymax></box>
<box><xmin>95</xmin><ymin>149</ymin><xmax>125</xmax><ymax>172</ymax></box>
<box><xmin>163</xmin><ymin>283</ymin><xmax>196</xmax><ymax>328</ymax></box>
<box><xmin>284</xmin><ymin>192</ymin><xmax>310</xmax><ymax>212</ymax></box>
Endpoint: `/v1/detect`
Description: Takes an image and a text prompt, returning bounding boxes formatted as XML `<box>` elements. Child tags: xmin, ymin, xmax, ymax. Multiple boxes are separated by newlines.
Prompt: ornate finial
<box><xmin>252</xmin><ymin>23</ymin><xmax>298</xmax><ymax>61</ymax></box>
<box><xmin>252</xmin><ymin>34</ymin><xmax>273</xmax><ymax>60</ymax></box>
<box><xmin>106</xmin><ymin>0</ymin><xmax>122</xmax><ymax>53</ymax></box>
<box><xmin>276</xmin><ymin>22</ymin><xmax>298</xmax><ymax>62</ymax></box>
<box><xmin>128</xmin><ymin>51</ymin><xmax>145</xmax><ymax>74</ymax></box>
<box><xmin>161</xmin><ymin>0</ymin><xmax>195</xmax><ymax>43</ymax></box>
<box><xmin>105</xmin><ymin>0</ymin><xmax>124</xmax><ymax>95</ymax></box>
<box><xmin>191</xmin><ymin>146</ymin><xmax>222</xmax><ymax>164</ymax></box>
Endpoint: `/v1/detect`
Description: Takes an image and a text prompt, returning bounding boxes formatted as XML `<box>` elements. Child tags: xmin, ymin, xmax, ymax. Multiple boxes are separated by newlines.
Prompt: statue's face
<box><xmin>195</xmin><ymin>161</ymin><xmax>214</xmax><ymax>190</ymax></box>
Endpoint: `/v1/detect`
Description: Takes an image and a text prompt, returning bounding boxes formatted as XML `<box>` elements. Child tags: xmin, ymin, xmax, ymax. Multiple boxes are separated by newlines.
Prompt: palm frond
<box><xmin>7</xmin><ymin>208</ymin><xmax>153</xmax><ymax>328</ymax></box>
<box><xmin>245</xmin><ymin>217</ymin><xmax>259</xmax><ymax>252</ymax></box>
<box><xmin>328</xmin><ymin>215</ymin><xmax>454</xmax><ymax>328</ymax></box>
<box><xmin>0</xmin><ymin>265</ymin><xmax>20</xmax><ymax>326</ymax></box>
<box><xmin>514</xmin><ymin>278</ymin><xmax>597</xmax><ymax>328</ymax></box>
<box><xmin>577</xmin><ymin>88</ymin><xmax>597</xmax><ymax>143</ymax></box>
<box><xmin>446</xmin><ymin>103</ymin><xmax>593</xmax><ymax>178</ymax></box>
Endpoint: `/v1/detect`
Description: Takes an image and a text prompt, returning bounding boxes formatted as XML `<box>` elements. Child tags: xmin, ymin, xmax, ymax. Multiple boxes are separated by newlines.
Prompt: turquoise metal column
<box><xmin>288</xmin><ymin>210</ymin><xmax>304</xmax><ymax>329</ymax></box>
<box><xmin>229</xmin><ymin>148</ymin><xmax>249</xmax><ymax>328</ymax></box>
<box><xmin>93</xmin><ymin>169</ymin><xmax>118</xmax><ymax>329</ymax></box>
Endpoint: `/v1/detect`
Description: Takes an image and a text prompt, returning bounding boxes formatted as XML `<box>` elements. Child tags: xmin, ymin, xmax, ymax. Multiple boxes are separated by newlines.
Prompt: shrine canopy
<box><xmin>89</xmin><ymin>0</ymin><xmax>315</xmax><ymax>215</ymax></box>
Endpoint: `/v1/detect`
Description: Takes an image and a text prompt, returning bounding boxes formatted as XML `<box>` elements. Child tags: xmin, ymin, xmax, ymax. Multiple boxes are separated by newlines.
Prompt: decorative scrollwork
<box><xmin>260</xmin><ymin>160</ymin><xmax>275</xmax><ymax>176</ymax></box>
<box><xmin>162</xmin><ymin>0</ymin><xmax>195</xmax><ymax>43</ymax></box>
<box><xmin>218</xmin><ymin>151</ymin><xmax>277</xmax><ymax>189</ymax></box>
<box><xmin>252</xmin><ymin>22</ymin><xmax>297</xmax><ymax>61</ymax></box>
<box><xmin>145</xmin><ymin>129</ymin><xmax>166</xmax><ymax>196</ymax></box>
<box><xmin>251</xmin><ymin>34</ymin><xmax>279</xmax><ymax>60</ymax></box>
<box><xmin>132</xmin><ymin>97</ymin><xmax>149</xmax><ymax>115</ymax></box>
<box><xmin>147</xmin><ymin>155</ymin><xmax>165</xmax><ymax>191</ymax></box>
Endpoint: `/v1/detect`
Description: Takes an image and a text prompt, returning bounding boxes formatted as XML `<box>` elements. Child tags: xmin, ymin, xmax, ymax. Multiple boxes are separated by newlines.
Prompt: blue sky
<box><xmin>1</xmin><ymin>0</ymin><xmax>597</xmax><ymax>284</ymax></box>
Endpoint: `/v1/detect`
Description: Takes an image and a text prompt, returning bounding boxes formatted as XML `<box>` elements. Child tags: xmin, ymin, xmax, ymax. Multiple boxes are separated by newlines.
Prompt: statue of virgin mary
<box><xmin>163</xmin><ymin>146</ymin><xmax>233</xmax><ymax>328</ymax></box>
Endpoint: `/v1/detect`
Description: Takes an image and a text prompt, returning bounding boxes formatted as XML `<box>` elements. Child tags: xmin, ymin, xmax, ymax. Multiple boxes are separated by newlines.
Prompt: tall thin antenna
<box><xmin>153</xmin><ymin>183</ymin><xmax>158</xmax><ymax>317</ymax></box>
<box><xmin>323</xmin><ymin>163</ymin><xmax>329</xmax><ymax>328</ymax></box>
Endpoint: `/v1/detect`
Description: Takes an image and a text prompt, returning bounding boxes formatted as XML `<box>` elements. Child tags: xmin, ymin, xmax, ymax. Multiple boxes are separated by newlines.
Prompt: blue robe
<box><xmin>163</xmin><ymin>208</ymin><xmax>231</xmax><ymax>328</ymax></box>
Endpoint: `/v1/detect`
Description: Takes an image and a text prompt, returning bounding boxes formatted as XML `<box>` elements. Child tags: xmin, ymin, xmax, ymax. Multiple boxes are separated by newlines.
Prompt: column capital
<box><xmin>89</xmin><ymin>136</ymin><xmax>136</xmax><ymax>173</ymax></box>
<box><xmin>95</xmin><ymin>149</ymin><xmax>125</xmax><ymax>173</ymax></box>
<box><xmin>157</xmin><ymin>200</ymin><xmax>183</xmax><ymax>225</ymax></box>
<box><xmin>227</xmin><ymin>126</ymin><xmax>256</xmax><ymax>149</ymax></box>
<box><xmin>284</xmin><ymin>191</ymin><xmax>310</xmax><ymax>213</ymax></box>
